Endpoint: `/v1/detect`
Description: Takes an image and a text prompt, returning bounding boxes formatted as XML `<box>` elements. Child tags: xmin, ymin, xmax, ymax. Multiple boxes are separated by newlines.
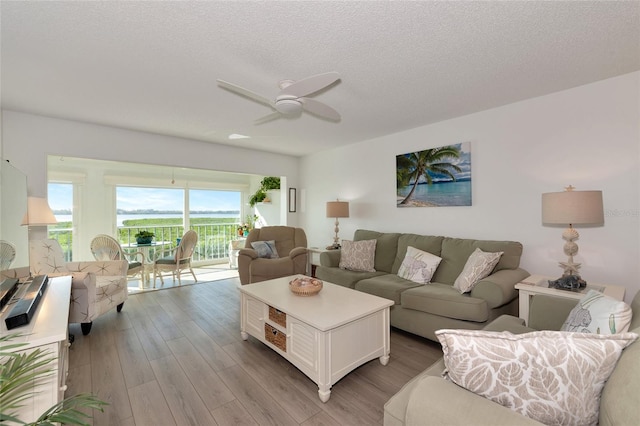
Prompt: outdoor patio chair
<box><xmin>29</xmin><ymin>239</ymin><xmax>128</xmax><ymax>335</ymax></box>
<box><xmin>152</xmin><ymin>229</ymin><xmax>198</xmax><ymax>287</ymax></box>
<box><xmin>90</xmin><ymin>234</ymin><xmax>145</xmax><ymax>282</ymax></box>
<box><xmin>0</xmin><ymin>240</ymin><xmax>16</xmax><ymax>270</ymax></box>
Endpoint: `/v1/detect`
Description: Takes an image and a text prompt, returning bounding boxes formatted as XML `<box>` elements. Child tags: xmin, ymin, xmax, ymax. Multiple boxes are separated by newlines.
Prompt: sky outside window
<box><xmin>48</xmin><ymin>183</ymin><xmax>73</xmax><ymax>213</ymax></box>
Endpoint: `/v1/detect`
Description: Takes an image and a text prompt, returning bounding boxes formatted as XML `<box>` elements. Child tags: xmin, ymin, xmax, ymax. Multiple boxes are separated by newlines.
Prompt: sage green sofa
<box><xmin>316</xmin><ymin>229</ymin><xmax>529</xmax><ymax>341</ymax></box>
<box><xmin>384</xmin><ymin>291</ymin><xmax>640</xmax><ymax>426</ymax></box>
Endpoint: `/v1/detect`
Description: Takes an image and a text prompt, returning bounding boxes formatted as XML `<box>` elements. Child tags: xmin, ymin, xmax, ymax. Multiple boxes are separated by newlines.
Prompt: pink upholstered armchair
<box><xmin>238</xmin><ymin>226</ymin><xmax>308</xmax><ymax>284</ymax></box>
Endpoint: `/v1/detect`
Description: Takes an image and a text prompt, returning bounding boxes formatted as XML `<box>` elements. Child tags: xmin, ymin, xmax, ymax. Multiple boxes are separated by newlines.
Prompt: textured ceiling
<box><xmin>2</xmin><ymin>1</ymin><xmax>639</xmax><ymax>157</ymax></box>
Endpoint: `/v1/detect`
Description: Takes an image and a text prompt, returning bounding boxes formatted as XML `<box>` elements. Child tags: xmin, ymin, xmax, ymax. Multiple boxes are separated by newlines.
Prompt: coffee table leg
<box><xmin>241</xmin><ymin>331</ymin><xmax>248</xmax><ymax>340</ymax></box>
<box><xmin>318</xmin><ymin>387</ymin><xmax>331</xmax><ymax>403</ymax></box>
<box><xmin>379</xmin><ymin>355</ymin><xmax>389</xmax><ymax>365</ymax></box>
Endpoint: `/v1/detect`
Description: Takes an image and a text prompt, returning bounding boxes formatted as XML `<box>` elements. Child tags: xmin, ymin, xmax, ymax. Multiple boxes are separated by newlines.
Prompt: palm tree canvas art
<box><xmin>397</xmin><ymin>142</ymin><xmax>471</xmax><ymax>207</ymax></box>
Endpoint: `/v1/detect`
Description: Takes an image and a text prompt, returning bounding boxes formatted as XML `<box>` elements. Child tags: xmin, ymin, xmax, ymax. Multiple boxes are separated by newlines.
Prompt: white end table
<box><xmin>515</xmin><ymin>274</ymin><xmax>626</xmax><ymax>325</ymax></box>
<box><xmin>307</xmin><ymin>247</ymin><xmax>329</xmax><ymax>277</ymax></box>
<box><xmin>229</xmin><ymin>238</ymin><xmax>246</xmax><ymax>269</ymax></box>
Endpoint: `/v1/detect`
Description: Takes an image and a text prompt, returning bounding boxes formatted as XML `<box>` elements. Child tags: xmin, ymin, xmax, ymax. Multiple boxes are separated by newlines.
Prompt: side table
<box><xmin>229</xmin><ymin>238</ymin><xmax>246</xmax><ymax>269</ymax></box>
<box><xmin>307</xmin><ymin>247</ymin><xmax>329</xmax><ymax>277</ymax></box>
<box><xmin>515</xmin><ymin>274</ymin><xmax>626</xmax><ymax>325</ymax></box>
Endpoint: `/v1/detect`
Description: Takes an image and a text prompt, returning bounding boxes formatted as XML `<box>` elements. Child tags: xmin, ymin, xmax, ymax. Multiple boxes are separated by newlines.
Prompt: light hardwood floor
<box><xmin>66</xmin><ymin>277</ymin><xmax>443</xmax><ymax>426</ymax></box>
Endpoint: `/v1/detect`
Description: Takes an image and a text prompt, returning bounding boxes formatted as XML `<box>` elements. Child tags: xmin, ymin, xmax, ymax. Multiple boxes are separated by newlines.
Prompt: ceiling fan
<box><xmin>217</xmin><ymin>72</ymin><xmax>341</xmax><ymax>124</ymax></box>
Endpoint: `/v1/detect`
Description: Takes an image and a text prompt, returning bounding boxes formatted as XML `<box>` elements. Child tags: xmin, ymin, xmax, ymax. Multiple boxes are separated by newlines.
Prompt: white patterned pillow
<box><xmin>339</xmin><ymin>239</ymin><xmax>376</xmax><ymax>272</ymax></box>
<box><xmin>562</xmin><ymin>289</ymin><xmax>632</xmax><ymax>334</ymax></box>
<box><xmin>251</xmin><ymin>240</ymin><xmax>279</xmax><ymax>259</ymax></box>
<box><xmin>436</xmin><ymin>329</ymin><xmax>638</xmax><ymax>426</ymax></box>
<box><xmin>397</xmin><ymin>246</ymin><xmax>442</xmax><ymax>284</ymax></box>
<box><xmin>453</xmin><ymin>247</ymin><xmax>502</xmax><ymax>293</ymax></box>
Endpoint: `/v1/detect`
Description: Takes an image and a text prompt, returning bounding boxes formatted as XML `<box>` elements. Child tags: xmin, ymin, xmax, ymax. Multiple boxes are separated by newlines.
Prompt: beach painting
<box><xmin>396</xmin><ymin>142</ymin><xmax>471</xmax><ymax>207</ymax></box>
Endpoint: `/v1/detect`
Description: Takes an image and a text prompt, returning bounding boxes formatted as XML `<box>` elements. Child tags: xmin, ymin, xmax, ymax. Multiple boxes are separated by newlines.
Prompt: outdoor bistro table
<box><xmin>123</xmin><ymin>240</ymin><xmax>172</xmax><ymax>288</ymax></box>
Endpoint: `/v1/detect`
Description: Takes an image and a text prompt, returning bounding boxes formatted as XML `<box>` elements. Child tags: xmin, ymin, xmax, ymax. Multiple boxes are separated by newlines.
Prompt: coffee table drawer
<box><xmin>265</xmin><ymin>323</ymin><xmax>287</xmax><ymax>352</ymax></box>
<box><xmin>268</xmin><ymin>306</ymin><xmax>287</xmax><ymax>328</ymax></box>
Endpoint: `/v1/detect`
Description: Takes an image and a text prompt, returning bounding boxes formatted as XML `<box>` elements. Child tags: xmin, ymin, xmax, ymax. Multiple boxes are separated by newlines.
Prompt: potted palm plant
<box><xmin>0</xmin><ymin>333</ymin><xmax>107</xmax><ymax>425</ymax></box>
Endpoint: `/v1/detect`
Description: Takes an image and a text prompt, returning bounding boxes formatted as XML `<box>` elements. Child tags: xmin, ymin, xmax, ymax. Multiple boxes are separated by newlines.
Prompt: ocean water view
<box><xmin>398</xmin><ymin>180</ymin><xmax>472</xmax><ymax>206</ymax></box>
<box><xmin>55</xmin><ymin>212</ymin><xmax>240</xmax><ymax>226</ymax></box>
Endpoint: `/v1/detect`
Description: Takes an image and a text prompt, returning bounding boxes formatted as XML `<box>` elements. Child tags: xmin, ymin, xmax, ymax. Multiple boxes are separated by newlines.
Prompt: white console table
<box><xmin>0</xmin><ymin>276</ymin><xmax>72</xmax><ymax>423</ymax></box>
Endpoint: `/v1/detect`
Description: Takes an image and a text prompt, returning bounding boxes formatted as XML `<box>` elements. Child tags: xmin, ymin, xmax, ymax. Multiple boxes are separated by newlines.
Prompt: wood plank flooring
<box><xmin>66</xmin><ymin>277</ymin><xmax>443</xmax><ymax>426</ymax></box>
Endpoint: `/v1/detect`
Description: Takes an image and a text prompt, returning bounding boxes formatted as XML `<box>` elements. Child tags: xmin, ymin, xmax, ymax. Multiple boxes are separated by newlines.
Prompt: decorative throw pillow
<box><xmin>339</xmin><ymin>239</ymin><xmax>376</xmax><ymax>272</ymax></box>
<box><xmin>561</xmin><ymin>289</ymin><xmax>632</xmax><ymax>334</ymax></box>
<box><xmin>251</xmin><ymin>240</ymin><xmax>279</xmax><ymax>259</ymax></box>
<box><xmin>453</xmin><ymin>248</ymin><xmax>503</xmax><ymax>293</ymax></box>
<box><xmin>436</xmin><ymin>328</ymin><xmax>638</xmax><ymax>426</ymax></box>
<box><xmin>397</xmin><ymin>246</ymin><xmax>442</xmax><ymax>284</ymax></box>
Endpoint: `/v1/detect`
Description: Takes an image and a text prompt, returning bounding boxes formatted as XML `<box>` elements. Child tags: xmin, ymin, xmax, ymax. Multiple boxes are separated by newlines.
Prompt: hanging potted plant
<box><xmin>248</xmin><ymin>189</ymin><xmax>267</xmax><ymax>207</ymax></box>
<box><xmin>248</xmin><ymin>177</ymin><xmax>281</xmax><ymax>206</ymax></box>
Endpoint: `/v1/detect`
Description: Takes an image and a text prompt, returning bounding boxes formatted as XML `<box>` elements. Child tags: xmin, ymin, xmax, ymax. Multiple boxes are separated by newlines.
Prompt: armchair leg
<box><xmin>117</xmin><ymin>302</ymin><xmax>124</xmax><ymax>312</ymax></box>
<box><xmin>81</xmin><ymin>322</ymin><xmax>93</xmax><ymax>335</ymax></box>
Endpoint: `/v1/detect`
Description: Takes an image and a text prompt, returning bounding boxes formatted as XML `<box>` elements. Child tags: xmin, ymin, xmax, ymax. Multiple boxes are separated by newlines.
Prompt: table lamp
<box><xmin>541</xmin><ymin>186</ymin><xmax>604</xmax><ymax>278</ymax></box>
<box><xmin>326</xmin><ymin>200</ymin><xmax>349</xmax><ymax>249</ymax></box>
<box><xmin>21</xmin><ymin>197</ymin><xmax>58</xmax><ymax>226</ymax></box>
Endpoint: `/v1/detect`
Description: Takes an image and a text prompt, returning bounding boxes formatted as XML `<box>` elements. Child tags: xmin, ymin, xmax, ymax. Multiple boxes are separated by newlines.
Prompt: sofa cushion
<box><xmin>354</xmin><ymin>229</ymin><xmax>400</xmax><ymax>273</ymax></box>
<box><xmin>339</xmin><ymin>239</ymin><xmax>377</xmax><ymax>272</ymax></box>
<box><xmin>355</xmin><ymin>274</ymin><xmax>422</xmax><ymax>304</ymax></box>
<box><xmin>401</xmin><ymin>283</ymin><xmax>489</xmax><ymax>322</ymax></box>
<box><xmin>392</xmin><ymin>233</ymin><xmax>444</xmax><ymax>274</ymax></box>
<box><xmin>453</xmin><ymin>248</ymin><xmax>503</xmax><ymax>294</ymax></box>
<box><xmin>316</xmin><ymin>266</ymin><xmax>384</xmax><ymax>289</ymax></box>
<box><xmin>561</xmin><ymin>289</ymin><xmax>632</xmax><ymax>334</ymax></box>
<box><xmin>397</xmin><ymin>246</ymin><xmax>442</xmax><ymax>284</ymax></box>
<box><xmin>432</xmin><ymin>238</ymin><xmax>522</xmax><ymax>285</ymax></box>
<box><xmin>436</xmin><ymin>328</ymin><xmax>638</xmax><ymax>426</ymax></box>
<box><xmin>599</xmin><ymin>324</ymin><xmax>640</xmax><ymax>426</ymax></box>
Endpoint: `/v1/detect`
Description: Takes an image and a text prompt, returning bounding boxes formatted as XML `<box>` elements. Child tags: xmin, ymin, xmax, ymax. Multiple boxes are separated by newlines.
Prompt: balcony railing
<box><xmin>49</xmin><ymin>222</ymin><xmax>244</xmax><ymax>263</ymax></box>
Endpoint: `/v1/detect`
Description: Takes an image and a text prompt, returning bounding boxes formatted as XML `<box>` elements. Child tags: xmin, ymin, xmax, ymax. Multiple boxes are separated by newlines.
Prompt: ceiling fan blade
<box><xmin>280</xmin><ymin>72</ymin><xmax>340</xmax><ymax>98</ymax></box>
<box><xmin>254</xmin><ymin>112</ymin><xmax>282</xmax><ymax>125</ymax></box>
<box><xmin>300</xmin><ymin>98</ymin><xmax>341</xmax><ymax>121</ymax></box>
<box><xmin>217</xmin><ymin>79</ymin><xmax>274</xmax><ymax>107</ymax></box>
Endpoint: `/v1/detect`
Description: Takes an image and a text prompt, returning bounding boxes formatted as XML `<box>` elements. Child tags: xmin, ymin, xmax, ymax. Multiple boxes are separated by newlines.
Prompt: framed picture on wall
<box><xmin>289</xmin><ymin>188</ymin><xmax>297</xmax><ymax>212</ymax></box>
<box><xmin>396</xmin><ymin>141</ymin><xmax>471</xmax><ymax>207</ymax></box>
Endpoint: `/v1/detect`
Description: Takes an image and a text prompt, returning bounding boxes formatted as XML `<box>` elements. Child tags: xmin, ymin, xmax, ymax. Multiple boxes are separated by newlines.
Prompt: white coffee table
<box><xmin>239</xmin><ymin>275</ymin><xmax>394</xmax><ymax>402</ymax></box>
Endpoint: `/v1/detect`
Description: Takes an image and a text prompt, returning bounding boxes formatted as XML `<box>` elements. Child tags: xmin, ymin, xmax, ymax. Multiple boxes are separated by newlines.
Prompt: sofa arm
<box><xmin>289</xmin><ymin>247</ymin><xmax>308</xmax><ymax>260</ymax></box>
<box><xmin>404</xmin><ymin>377</ymin><xmax>541</xmax><ymax>426</ymax></box>
<box><xmin>471</xmin><ymin>268</ymin><xmax>529</xmax><ymax>309</ymax></box>
<box><xmin>320</xmin><ymin>249</ymin><xmax>341</xmax><ymax>267</ymax></box>
<box><xmin>528</xmin><ymin>294</ymin><xmax>577</xmax><ymax>331</ymax></box>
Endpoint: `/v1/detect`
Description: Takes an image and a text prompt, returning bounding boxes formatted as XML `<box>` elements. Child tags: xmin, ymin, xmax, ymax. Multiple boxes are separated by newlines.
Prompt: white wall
<box><xmin>300</xmin><ymin>72</ymin><xmax>640</xmax><ymax>302</ymax></box>
<box><xmin>2</xmin><ymin>110</ymin><xmax>300</xmax><ymax>194</ymax></box>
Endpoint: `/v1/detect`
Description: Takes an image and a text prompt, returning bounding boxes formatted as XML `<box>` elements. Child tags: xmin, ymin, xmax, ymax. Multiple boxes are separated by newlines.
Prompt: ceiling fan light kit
<box><xmin>275</xmin><ymin>98</ymin><xmax>303</xmax><ymax>115</ymax></box>
<box><xmin>217</xmin><ymin>72</ymin><xmax>341</xmax><ymax>123</ymax></box>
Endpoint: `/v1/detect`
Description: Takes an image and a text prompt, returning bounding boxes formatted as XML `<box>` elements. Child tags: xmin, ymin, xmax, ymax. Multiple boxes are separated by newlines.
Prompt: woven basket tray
<box><xmin>289</xmin><ymin>276</ymin><xmax>323</xmax><ymax>296</ymax></box>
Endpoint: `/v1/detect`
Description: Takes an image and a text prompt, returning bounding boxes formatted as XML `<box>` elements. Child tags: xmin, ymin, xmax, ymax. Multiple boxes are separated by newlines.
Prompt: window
<box><xmin>48</xmin><ymin>183</ymin><xmax>73</xmax><ymax>260</ymax></box>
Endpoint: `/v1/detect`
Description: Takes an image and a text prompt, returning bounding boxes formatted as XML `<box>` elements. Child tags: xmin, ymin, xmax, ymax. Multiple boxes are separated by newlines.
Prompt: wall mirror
<box><xmin>1</xmin><ymin>160</ymin><xmax>29</xmax><ymax>274</ymax></box>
